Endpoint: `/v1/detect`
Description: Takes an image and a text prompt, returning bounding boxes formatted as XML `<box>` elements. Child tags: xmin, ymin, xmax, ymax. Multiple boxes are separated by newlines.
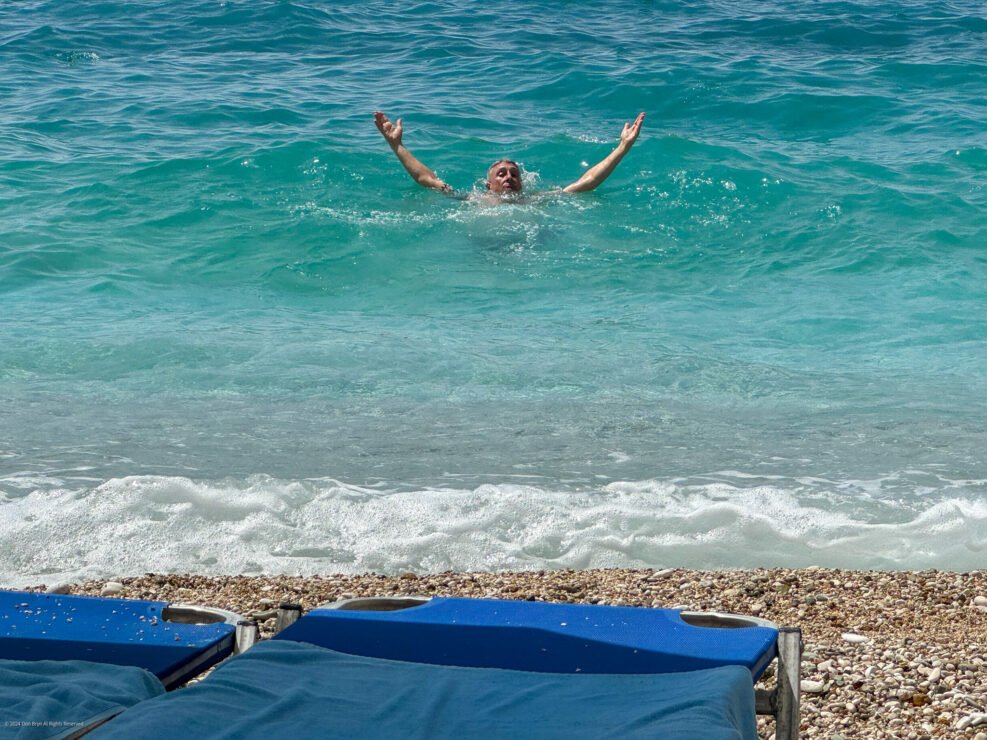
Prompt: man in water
<box><xmin>373</xmin><ymin>111</ymin><xmax>645</xmax><ymax>196</ymax></box>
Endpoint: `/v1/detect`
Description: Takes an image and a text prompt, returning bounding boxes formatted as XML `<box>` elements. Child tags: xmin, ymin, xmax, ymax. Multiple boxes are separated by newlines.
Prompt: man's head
<box><xmin>486</xmin><ymin>159</ymin><xmax>522</xmax><ymax>194</ymax></box>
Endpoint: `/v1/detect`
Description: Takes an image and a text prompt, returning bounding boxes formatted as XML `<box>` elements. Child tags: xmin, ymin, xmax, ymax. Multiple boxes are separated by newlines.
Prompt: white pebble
<box><xmin>101</xmin><ymin>582</ymin><xmax>124</xmax><ymax>596</ymax></box>
<box><xmin>800</xmin><ymin>679</ymin><xmax>826</xmax><ymax>693</ymax></box>
<box><xmin>45</xmin><ymin>583</ymin><xmax>73</xmax><ymax>595</ymax></box>
<box><xmin>974</xmin><ymin>595</ymin><xmax>987</xmax><ymax>607</ymax></box>
<box><xmin>841</xmin><ymin>632</ymin><xmax>868</xmax><ymax>643</ymax></box>
<box><xmin>958</xmin><ymin>713</ymin><xmax>987</xmax><ymax>731</ymax></box>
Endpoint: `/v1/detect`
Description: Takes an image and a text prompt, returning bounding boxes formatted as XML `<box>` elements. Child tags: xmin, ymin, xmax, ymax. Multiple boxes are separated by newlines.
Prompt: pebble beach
<box><xmin>36</xmin><ymin>567</ymin><xmax>987</xmax><ymax>739</ymax></box>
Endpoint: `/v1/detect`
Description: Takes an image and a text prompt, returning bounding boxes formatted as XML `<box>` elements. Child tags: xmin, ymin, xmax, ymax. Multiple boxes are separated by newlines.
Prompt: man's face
<box><xmin>486</xmin><ymin>161</ymin><xmax>522</xmax><ymax>193</ymax></box>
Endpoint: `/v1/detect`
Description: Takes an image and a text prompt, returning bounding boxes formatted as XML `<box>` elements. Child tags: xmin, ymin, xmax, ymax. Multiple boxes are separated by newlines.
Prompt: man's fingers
<box><xmin>622</xmin><ymin>112</ymin><xmax>645</xmax><ymax>142</ymax></box>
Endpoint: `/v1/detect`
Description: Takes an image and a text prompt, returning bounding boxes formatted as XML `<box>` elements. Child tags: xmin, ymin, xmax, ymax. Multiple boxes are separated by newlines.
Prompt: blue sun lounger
<box><xmin>0</xmin><ymin>590</ymin><xmax>243</xmax><ymax>738</ymax></box>
<box><xmin>87</xmin><ymin>596</ymin><xmax>802</xmax><ymax>740</ymax></box>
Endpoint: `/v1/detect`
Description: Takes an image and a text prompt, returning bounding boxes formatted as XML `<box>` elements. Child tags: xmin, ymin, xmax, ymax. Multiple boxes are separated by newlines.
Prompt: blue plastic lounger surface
<box><xmin>90</xmin><ymin>639</ymin><xmax>758</xmax><ymax>740</ymax></box>
<box><xmin>0</xmin><ymin>591</ymin><xmax>238</xmax><ymax>689</ymax></box>
<box><xmin>273</xmin><ymin>596</ymin><xmax>779</xmax><ymax>680</ymax></box>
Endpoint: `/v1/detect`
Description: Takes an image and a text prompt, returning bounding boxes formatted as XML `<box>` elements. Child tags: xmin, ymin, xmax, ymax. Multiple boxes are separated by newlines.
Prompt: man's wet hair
<box><xmin>487</xmin><ymin>159</ymin><xmax>520</xmax><ymax>176</ymax></box>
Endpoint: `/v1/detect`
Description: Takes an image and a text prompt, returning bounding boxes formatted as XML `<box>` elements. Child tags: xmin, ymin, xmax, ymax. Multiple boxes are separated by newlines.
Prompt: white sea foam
<box><xmin>1</xmin><ymin>474</ymin><xmax>983</xmax><ymax>587</ymax></box>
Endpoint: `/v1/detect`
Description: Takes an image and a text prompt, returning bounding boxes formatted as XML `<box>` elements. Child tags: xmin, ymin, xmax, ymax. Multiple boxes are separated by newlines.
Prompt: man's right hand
<box><xmin>372</xmin><ymin>111</ymin><xmax>450</xmax><ymax>192</ymax></box>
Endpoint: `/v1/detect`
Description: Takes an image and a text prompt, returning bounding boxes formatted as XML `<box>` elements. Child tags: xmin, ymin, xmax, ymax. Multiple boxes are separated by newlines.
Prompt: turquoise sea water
<box><xmin>2</xmin><ymin>0</ymin><xmax>985</xmax><ymax>584</ymax></box>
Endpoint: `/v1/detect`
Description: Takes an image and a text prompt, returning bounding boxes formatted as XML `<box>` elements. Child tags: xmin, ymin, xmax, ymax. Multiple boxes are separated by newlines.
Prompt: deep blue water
<box><xmin>2</xmin><ymin>0</ymin><xmax>985</xmax><ymax>584</ymax></box>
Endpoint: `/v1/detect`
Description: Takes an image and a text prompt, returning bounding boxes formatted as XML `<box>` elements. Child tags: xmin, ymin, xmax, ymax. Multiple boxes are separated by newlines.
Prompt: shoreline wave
<box><xmin>2</xmin><ymin>473</ymin><xmax>983</xmax><ymax>586</ymax></box>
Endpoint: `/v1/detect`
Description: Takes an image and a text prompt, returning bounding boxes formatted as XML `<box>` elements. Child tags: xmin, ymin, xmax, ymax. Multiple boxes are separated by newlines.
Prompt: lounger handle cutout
<box><xmin>331</xmin><ymin>597</ymin><xmax>431</xmax><ymax>611</ymax></box>
<box><xmin>163</xmin><ymin>605</ymin><xmax>242</xmax><ymax>626</ymax></box>
<box><xmin>679</xmin><ymin>611</ymin><xmax>777</xmax><ymax>629</ymax></box>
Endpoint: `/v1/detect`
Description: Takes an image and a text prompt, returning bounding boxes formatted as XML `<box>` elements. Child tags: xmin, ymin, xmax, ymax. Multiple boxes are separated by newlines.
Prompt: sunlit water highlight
<box><xmin>1</xmin><ymin>0</ymin><xmax>985</xmax><ymax>584</ymax></box>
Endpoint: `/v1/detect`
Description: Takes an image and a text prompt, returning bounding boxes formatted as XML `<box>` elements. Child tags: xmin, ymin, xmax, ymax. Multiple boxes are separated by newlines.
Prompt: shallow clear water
<box><xmin>2</xmin><ymin>0</ymin><xmax>985</xmax><ymax>584</ymax></box>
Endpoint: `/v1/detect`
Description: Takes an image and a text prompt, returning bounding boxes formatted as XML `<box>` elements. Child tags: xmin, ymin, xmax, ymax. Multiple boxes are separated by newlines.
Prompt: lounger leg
<box><xmin>275</xmin><ymin>603</ymin><xmax>303</xmax><ymax>634</ymax></box>
<box><xmin>774</xmin><ymin>627</ymin><xmax>802</xmax><ymax>740</ymax></box>
<box><xmin>236</xmin><ymin>620</ymin><xmax>259</xmax><ymax>653</ymax></box>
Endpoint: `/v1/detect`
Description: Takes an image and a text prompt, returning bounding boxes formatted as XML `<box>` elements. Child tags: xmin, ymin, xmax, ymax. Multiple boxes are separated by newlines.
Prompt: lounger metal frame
<box><xmin>756</xmin><ymin>626</ymin><xmax>802</xmax><ymax>739</ymax></box>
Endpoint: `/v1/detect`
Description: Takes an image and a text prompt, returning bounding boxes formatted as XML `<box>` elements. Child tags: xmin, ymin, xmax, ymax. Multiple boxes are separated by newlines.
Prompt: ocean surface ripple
<box><xmin>2</xmin><ymin>0</ymin><xmax>985</xmax><ymax>583</ymax></box>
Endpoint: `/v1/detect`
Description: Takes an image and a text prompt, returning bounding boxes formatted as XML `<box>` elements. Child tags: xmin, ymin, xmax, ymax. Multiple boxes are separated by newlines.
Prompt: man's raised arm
<box><xmin>563</xmin><ymin>112</ymin><xmax>645</xmax><ymax>194</ymax></box>
<box><xmin>374</xmin><ymin>111</ymin><xmax>451</xmax><ymax>192</ymax></box>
